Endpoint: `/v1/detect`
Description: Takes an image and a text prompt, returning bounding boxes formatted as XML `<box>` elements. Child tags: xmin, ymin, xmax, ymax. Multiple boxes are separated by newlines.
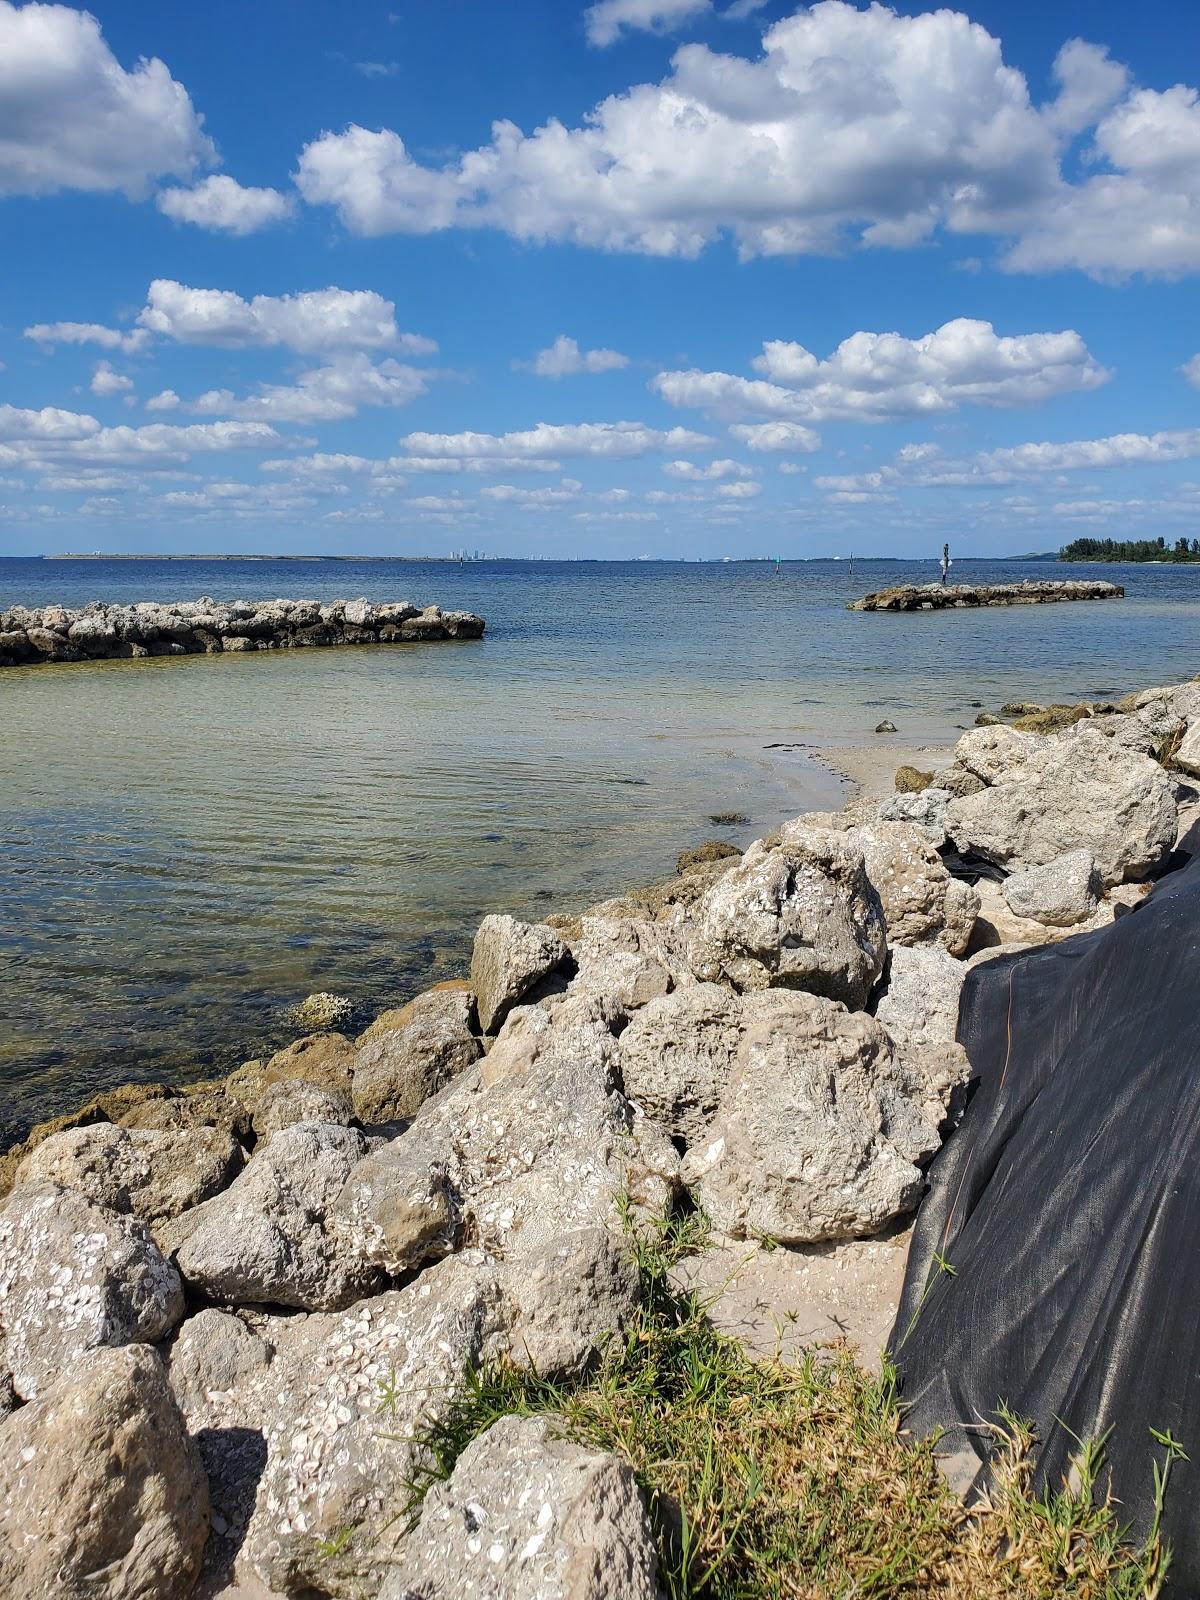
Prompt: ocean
<box><xmin>2</xmin><ymin>554</ymin><xmax>1197</xmax><ymax>1142</ymax></box>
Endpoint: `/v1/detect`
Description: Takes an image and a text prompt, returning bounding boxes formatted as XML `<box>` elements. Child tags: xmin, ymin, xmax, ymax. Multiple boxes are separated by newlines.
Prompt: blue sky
<box><xmin>2</xmin><ymin>0</ymin><xmax>1199</xmax><ymax>559</ymax></box>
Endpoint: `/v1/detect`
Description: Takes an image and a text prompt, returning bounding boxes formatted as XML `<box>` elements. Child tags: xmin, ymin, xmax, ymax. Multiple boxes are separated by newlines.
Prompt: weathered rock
<box><xmin>243</xmin><ymin>1254</ymin><xmax>508</xmax><ymax>1598</ymax></box>
<box><xmin>871</xmin><ymin>945</ymin><xmax>971</xmax><ymax>1121</ymax></box>
<box><xmin>500</xmin><ymin>1225</ymin><xmax>641</xmax><ymax>1378</ymax></box>
<box><xmin>382</xmin><ymin>1414</ymin><xmax>661</xmax><ymax>1600</ymax></box>
<box><xmin>168</xmin><ymin>1308</ymin><xmax>273</xmax><ymax>1421</ymax></box>
<box><xmin>849</xmin><ymin>579</ymin><xmax>1123</xmax><ymax>612</ymax></box>
<box><xmin>14</xmin><ymin>1122</ymin><xmax>243</xmax><ymax>1226</ymax></box>
<box><xmin>290</xmin><ymin>990</ymin><xmax>355</xmax><ymax>1031</ymax></box>
<box><xmin>945</xmin><ymin>723</ymin><xmax>1177</xmax><ymax>885</ymax></box>
<box><xmin>0</xmin><ymin>1344</ymin><xmax>209</xmax><ymax>1600</ymax></box>
<box><xmin>471</xmin><ymin>915</ymin><xmax>569</xmax><ymax>1032</ymax></box>
<box><xmin>0</xmin><ymin>1184</ymin><xmax>184</xmax><ymax>1399</ymax></box>
<box><xmin>688</xmin><ymin>825</ymin><xmax>887</xmax><ymax>1007</ymax></box>
<box><xmin>677</xmin><ymin>839</ymin><xmax>742</xmax><ymax>874</ymax></box>
<box><xmin>681</xmin><ymin>992</ymin><xmax>941</xmax><ymax>1244</ymax></box>
<box><xmin>174</xmin><ymin>1123</ymin><xmax>381</xmax><ymax>1311</ymax></box>
<box><xmin>570</xmin><ymin>914</ymin><xmax>690</xmax><ymax>1013</ymax></box>
<box><xmin>252</xmin><ymin>1077</ymin><xmax>353</xmax><ymax>1139</ymax></box>
<box><xmin>1176</xmin><ymin>720</ymin><xmax>1200</xmax><ymax>778</ymax></box>
<box><xmin>617</xmin><ymin>984</ymin><xmax>746</xmax><ymax>1145</ymax></box>
<box><xmin>333</xmin><ymin>999</ymin><xmax>676</xmax><ymax>1369</ymax></box>
<box><xmin>262</xmin><ymin>1030</ymin><xmax>357</xmax><ymax>1097</ymax></box>
<box><xmin>844</xmin><ymin>820</ymin><xmax>979</xmax><ymax>955</ymax></box>
<box><xmin>877</xmin><ymin>786</ymin><xmax>952</xmax><ymax>845</ymax></box>
<box><xmin>1002</xmin><ymin>849</ymin><xmax>1100</xmax><ymax>927</ymax></box>
<box><xmin>894</xmin><ymin>765</ymin><xmax>933</xmax><ymax>793</ymax></box>
<box><xmin>351</xmin><ymin>986</ymin><xmax>481</xmax><ymax>1123</ymax></box>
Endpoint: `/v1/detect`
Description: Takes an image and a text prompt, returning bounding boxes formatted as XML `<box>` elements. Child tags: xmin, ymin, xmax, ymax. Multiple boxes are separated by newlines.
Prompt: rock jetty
<box><xmin>2</xmin><ymin>674</ymin><xmax>1199</xmax><ymax>1596</ymax></box>
<box><xmin>0</xmin><ymin>597</ymin><xmax>485</xmax><ymax>668</ymax></box>
<box><xmin>848</xmin><ymin>579</ymin><xmax>1123</xmax><ymax>611</ymax></box>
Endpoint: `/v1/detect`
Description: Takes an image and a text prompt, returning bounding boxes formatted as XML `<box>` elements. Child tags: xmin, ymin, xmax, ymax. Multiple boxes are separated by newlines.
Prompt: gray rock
<box><xmin>1176</xmin><ymin>719</ymin><xmax>1200</xmax><ymax>778</ymax></box>
<box><xmin>252</xmin><ymin>1078</ymin><xmax>353</xmax><ymax>1139</ymax></box>
<box><xmin>175</xmin><ymin>1123</ymin><xmax>381</xmax><ymax>1311</ymax></box>
<box><xmin>1001</xmin><ymin>848</ymin><xmax>1100</xmax><ymax>926</ymax></box>
<box><xmin>843</xmin><ymin>820</ymin><xmax>979</xmax><ymax>955</ymax></box>
<box><xmin>570</xmin><ymin>913</ymin><xmax>691</xmax><ymax>1013</ymax></box>
<box><xmin>617</xmin><ymin>983</ymin><xmax>746</xmax><ymax>1145</ymax></box>
<box><xmin>0</xmin><ymin>1344</ymin><xmax>209</xmax><ymax>1600</ymax></box>
<box><xmin>382</xmin><ymin>1414</ymin><xmax>661</xmax><ymax>1600</ymax></box>
<box><xmin>681</xmin><ymin>992</ymin><xmax>941</xmax><ymax>1244</ymax></box>
<box><xmin>14</xmin><ymin>1121</ymin><xmax>243</xmax><ymax>1226</ymax></box>
<box><xmin>261</xmin><ymin>1030</ymin><xmax>358</xmax><ymax>1097</ymax></box>
<box><xmin>871</xmin><ymin>944</ymin><xmax>971</xmax><ymax>1122</ymax></box>
<box><xmin>168</xmin><ymin>1309</ymin><xmax>273</xmax><ymax>1422</ymax></box>
<box><xmin>877</xmin><ymin>786</ymin><xmax>952</xmax><ymax>845</ymax></box>
<box><xmin>243</xmin><ymin>1254</ymin><xmax>508</xmax><ymax>1598</ymax></box>
<box><xmin>471</xmin><ymin>914</ymin><xmax>569</xmax><ymax>1032</ymax></box>
<box><xmin>687</xmin><ymin>825</ymin><xmax>887</xmax><ymax>1007</ymax></box>
<box><xmin>0</xmin><ymin>1183</ymin><xmax>184</xmax><ymax>1400</ymax></box>
<box><xmin>352</xmin><ymin>986</ymin><xmax>481</xmax><ymax>1123</ymax></box>
<box><xmin>945</xmin><ymin>723</ymin><xmax>1177</xmax><ymax>885</ymax></box>
<box><xmin>499</xmin><ymin>1225</ymin><xmax>640</xmax><ymax>1379</ymax></box>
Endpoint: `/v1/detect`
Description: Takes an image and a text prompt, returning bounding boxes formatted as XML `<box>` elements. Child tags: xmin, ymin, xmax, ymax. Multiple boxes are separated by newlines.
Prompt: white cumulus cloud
<box><xmin>157</xmin><ymin>175</ymin><xmax>295</xmax><ymax>234</ymax></box>
<box><xmin>729</xmin><ymin>421</ymin><xmax>821</xmax><ymax>452</ymax></box>
<box><xmin>90</xmin><ymin>361</ymin><xmax>133</xmax><ymax>397</ymax></box>
<box><xmin>528</xmin><ymin>335</ymin><xmax>629</xmax><ymax>376</ymax></box>
<box><xmin>654</xmin><ymin>320</ymin><xmax>1108</xmax><ymax>423</ymax></box>
<box><xmin>24</xmin><ymin>320</ymin><xmax>149</xmax><ymax>353</ymax></box>
<box><xmin>0</xmin><ymin>0</ymin><xmax>213</xmax><ymax>197</ymax></box>
<box><xmin>292</xmin><ymin>5</ymin><xmax>1200</xmax><ymax>278</ymax></box>
<box><xmin>662</xmin><ymin>457</ymin><xmax>752</xmax><ymax>479</ymax></box>
<box><xmin>188</xmin><ymin>355</ymin><xmax>429</xmax><ymax>424</ymax></box>
<box><xmin>584</xmin><ymin>0</ymin><xmax>711</xmax><ymax>49</ymax></box>
<box><xmin>136</xmin><ymin>279</ymin><xmax>435</xmax><ymax>354</ymax></box>
<box><xmin>399</xmin><ymin>421</ymin><xmax>713</xmax><ymax>462</ymax></box>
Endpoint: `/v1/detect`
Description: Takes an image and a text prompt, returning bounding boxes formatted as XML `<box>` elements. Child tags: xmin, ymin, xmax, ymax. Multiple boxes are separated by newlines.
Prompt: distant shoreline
<box><xmin>21</xmin><ymin>552</ymin><xmax>1066</xmax><ymax>564</ymax></box>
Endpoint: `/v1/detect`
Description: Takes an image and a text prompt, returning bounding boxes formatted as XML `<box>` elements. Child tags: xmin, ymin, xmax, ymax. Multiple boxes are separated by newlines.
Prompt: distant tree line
<box><xmin>1059</xmin><ymin>536</ymin><xmax>1200</xmax><ymax>563</ymax></box>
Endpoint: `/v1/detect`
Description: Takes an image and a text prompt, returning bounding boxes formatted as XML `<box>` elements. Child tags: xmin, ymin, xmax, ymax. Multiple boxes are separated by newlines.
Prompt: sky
<box><xmin>2</xmin><ymin>0</ymin><xmax>1200</xmax><ymax>560</ymax></box>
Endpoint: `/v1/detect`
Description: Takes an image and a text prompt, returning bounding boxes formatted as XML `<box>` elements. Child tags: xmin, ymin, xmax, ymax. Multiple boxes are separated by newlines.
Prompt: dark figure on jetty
<box><xmin>940</xmin><ymin>543</ymin><xmax>951</xmax><ymax>585</ymax></box>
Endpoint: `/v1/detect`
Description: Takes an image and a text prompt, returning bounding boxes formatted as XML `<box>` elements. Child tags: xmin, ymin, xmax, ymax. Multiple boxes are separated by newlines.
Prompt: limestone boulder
<box><xmin>261</xmin><ymin>1030</ymin><xmax>357</xmax><ymax>1097</ymax></box>
<box><xmin>351</xmin><ymin>986</ymin><xmax>481</xmax><ymax>1123</ymax></box>
<box><xmin>681</xmin><ymin>992</ymin><xmax>941</xmax><ymax>1244</ymax></box>
<box><xmin>569</xmin><ymin>913</ymin><xmax>692</xmax><ymax>1013</ymax></box>
<box><xmin>877</xmin><ymin>786</ymin><xmax>952</xmax><ymax>845</ymax></box>
<box><xmin>687</xmin><ymin>825</ymin><xmax>887</xmax><ymax>1007</ymax></box>
<box><xmin>381</xmin><ymin>1414</ymin><xmax>661</xmax><ymax>1600</ymax></box>
<box><xmin>871</xmin><ymin>944</ymin><xmax>971</xmax><ymax>1124</ymax></box>
<box><xmin>1176</xmin><ymin>719</ymin><xmax>1200</xmax><ymax>778</ymax></box>
<box><xmin>168</xmin><ymin>1308</ymin><xmax>273</xmax><ymax>1421</ymax></box>
<box><xmin>0</xmin><ymin>1344</ymin><xmax>209</xmax><ymax>1600</ymax></box>
<box><xmin>0</xmin><ymin>1184</ymin><xmax>184</xmax><ymax>1400</ymax></box>
<box><xmin>945</xmin><ymin>723</ymin><xmax>1177</xmax><ymax>885</ymax></box>
<box><xmin>243</xmin><ymin>1254</ymin><xmax>508</xmax><ymax>1598</ymax></box>
<box><xmin>617</xmin><ymin>983</ymin><xmax>745</xmax><ymax>1144</ymax></box>
<box><xmin>14</xmin><ymin>1122</ymin><xmax>243</xmax><ymax>1226</ymax></box>
<box><xmin>290</xmin><ymin>991</ymin><xmax>355</xmax><ymax>1030</ymax></box>
<box><xmin>843</xmin><ymin>820</ymin><xmax>979</xmax><ymax>955</ymax></box>
<box><xmin>471</xmin><ymin>915</ymin><xmax>569</xmax><ymax>1032</ymax></box>
<box><xmin>252</xmin><ymin>1077</ymin><xmax>353</xmax><ymax>1139</ymax></box>
<box><xmin>1002</xmin><ymin>849</ymin><xmax>1101</xmax><ymax>927</ymax></box>
<box><xmin>174</xmin><ymin>1123</ymin><xmax>381</xmax><ymax>1311</ymax></box>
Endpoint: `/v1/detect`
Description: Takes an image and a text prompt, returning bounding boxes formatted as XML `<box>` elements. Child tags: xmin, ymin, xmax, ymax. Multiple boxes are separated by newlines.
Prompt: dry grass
<box><xmin>405</xmin><ymin>1212</ymin><xmax>1177</xmax><ymax>1599</ymax></box>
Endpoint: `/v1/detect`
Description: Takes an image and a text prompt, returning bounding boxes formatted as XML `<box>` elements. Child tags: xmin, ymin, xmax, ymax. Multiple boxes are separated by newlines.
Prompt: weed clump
<box><xmin>405</xmin><ymin>1214</ymin><xmax>1175</xmax><ymax>1599</ymax></box>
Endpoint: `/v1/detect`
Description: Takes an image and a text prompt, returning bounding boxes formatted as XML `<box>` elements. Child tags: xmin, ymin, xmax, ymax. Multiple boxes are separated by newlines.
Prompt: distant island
<box><xmin>1060</xmin><ymin>537</ymin><xmax>1200</xmax><ymax>563</ymax></box>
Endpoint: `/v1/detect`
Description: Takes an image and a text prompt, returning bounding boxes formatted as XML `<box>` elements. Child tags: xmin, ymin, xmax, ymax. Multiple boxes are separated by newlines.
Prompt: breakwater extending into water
<box><xmin>849</xmin><ymin>579</ymin><xmax>1124</xmax><ymax>611</ymax></box>
<box><xmin>0</xmin><ymin>597</ymin><xmax>485</xmax><ymax>667</ymax></box>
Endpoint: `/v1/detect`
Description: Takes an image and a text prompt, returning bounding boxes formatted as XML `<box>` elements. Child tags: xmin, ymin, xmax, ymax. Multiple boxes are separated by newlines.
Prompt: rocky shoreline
<box><xmin>0</xmin><ymin>597</ymin><xmax>485</xmax><ymax>668</ymax></box>
<box><xmin>848</xmin><ymin>578</ymin><xmax>1123</xmax><ymax>611</ymax></box>
<box><xmin>2</xmin><ymin>673</ymin><xmax>1199</xmax><ymax>1597</ymax></box>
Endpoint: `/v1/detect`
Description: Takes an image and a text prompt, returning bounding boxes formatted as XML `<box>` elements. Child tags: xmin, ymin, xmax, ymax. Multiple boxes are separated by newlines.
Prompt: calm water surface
<box><xmin>2</xmin><ymin>555</ymin><xmax>1198</xmax><ymax>1141</ymax></box>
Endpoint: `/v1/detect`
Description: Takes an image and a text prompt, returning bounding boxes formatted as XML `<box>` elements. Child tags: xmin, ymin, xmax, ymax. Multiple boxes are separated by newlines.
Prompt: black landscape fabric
<box><xmin>891</xmin><ymin>826</ymin><xmax>1200</xmax><ymax>1587</ymax></box>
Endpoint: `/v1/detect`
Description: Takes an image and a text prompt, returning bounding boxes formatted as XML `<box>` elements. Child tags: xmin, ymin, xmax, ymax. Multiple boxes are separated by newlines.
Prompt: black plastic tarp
<box><xmin>891</xmin><ymin>830</ymin><xmax>1200</xmax><ymax>1587</ymax></box>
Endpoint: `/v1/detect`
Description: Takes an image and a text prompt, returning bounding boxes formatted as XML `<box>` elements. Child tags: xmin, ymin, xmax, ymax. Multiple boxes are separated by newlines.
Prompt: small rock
<box><xmin>289</xmin><ymin>990</ymin><xmax>356</xmax><ymax>1030</ymax></box>
<box><xmin>262</xmin><ymin>1030</ymin><xmax>357</xmax><ymax>1096</ymax></box>
<box><xmin>168</xmin><ymin>1308</ymin><xmax>273</xmax><ymax>1420</ymax></box>
<box><xmin>677</xmin><ymin>839</ymin><xmax>742</xmax><ymax>874</ymax></box>
<box><xmin>894</xmin><ymin>765</ymin><xmax>933</xmax><ymax>793</ymax></box>
<box><xmin>381</xmin><ymin>1414</ymin><xmax>661</xmax><ymax>1600</ymax></box>
<box><xmin>471</xmin><ymin>914</ymin><xmax>569</xmax><ymax>1032</ymax></box>
<box><xmin>1002</xmin><ymin>849</ymin><xmax>1100</xmax><ymax>927</ymax></box>
<box><xmin>875</xmin><ymin>718</ymin><xmax>898</xmax><ymax>733</ymax></box>
<box><xmin>0</xmin><ymin>1183</ymin><xmax>184</xmax><ymax>1399</ymax></box>
<box><xmin>0</xmin><ymin>1344</ymin><xmax>209</xmax><ymax>1600</ymax></box>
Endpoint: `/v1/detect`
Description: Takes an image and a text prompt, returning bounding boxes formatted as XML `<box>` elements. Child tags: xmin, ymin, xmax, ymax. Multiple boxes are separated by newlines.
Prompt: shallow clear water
<box><xmin>2</xmin><ymin>554</ymin><xmax>1198</xmax><ymax>1142</ymax></box>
